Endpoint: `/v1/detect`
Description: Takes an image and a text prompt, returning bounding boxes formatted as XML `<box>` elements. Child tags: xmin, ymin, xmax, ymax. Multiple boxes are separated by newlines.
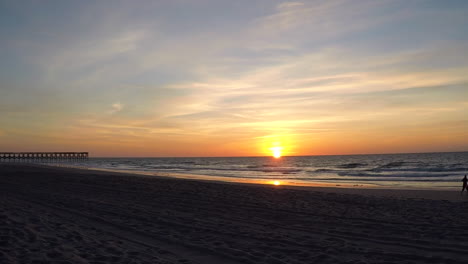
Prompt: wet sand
<box><xmin>1</xmin><ymin>163</ymin><xmax>468</xmax><ymax>263</ymax></box>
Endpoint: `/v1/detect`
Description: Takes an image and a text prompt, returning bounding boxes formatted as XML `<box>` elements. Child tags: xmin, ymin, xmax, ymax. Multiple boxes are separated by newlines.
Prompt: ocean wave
<box><xmin>262</xmin><ymin>164</ymin><xmax>279</xmax><ymax>168</ymax></box>
<box><xmin>378</xmin><ymin>161</ymin><xmax>406</xmax><ymax>168</ymax></box>
<box><xmin>309</xmin><ymin>169</ymin><xmax>337</xmax><ymax>173</ymax></box>
<box><xmin>143</xmin><ymin>165</ymin><xmax>303</xmax><ymax>175</ymax></box>
<box><xmin>257</xmin><ymin>168</ymin><xmax>302</xmax><ymax>174</ymax></box>
<box><xmin>309</xmin><ymin>178</ymin><xmax>461</xmax><ymax>182</ymax></box>
<box><xmin>246</xmin><ymin>164</ymin><xmax>280</xmax><ymax>169</ymax></box>
<box><xmin>369</xmin><ymin>167</ymin><xmax>468</xmax><ymax>173</ymax></box>
<box><xmin>337</xmin><ymin>172</ymin><xmax>459</xmax><ymax>178</ymax></box>
<box><xmin>336</xmin><ymin>163</ymin><xmax>368</xmax><ymax>169</ymax></box>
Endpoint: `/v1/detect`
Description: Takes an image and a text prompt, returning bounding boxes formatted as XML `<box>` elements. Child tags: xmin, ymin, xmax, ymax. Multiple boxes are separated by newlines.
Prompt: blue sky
<box><xmin>0</xmin><ymin>0</ymin><xmax>467</xmax><ymax>156</ymax></box>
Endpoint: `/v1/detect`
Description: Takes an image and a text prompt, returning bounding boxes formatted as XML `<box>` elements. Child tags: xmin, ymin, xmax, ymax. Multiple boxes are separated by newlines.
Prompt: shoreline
<box><xmin>11</xmin><ymin>151</ymin><xmax>465</xmax><ymax>192</ymax></box>
<box><xmin>44</xmin><ymin>154</ymin><xmax>465</xmax><ymax>192</ymax></box>
<box><xmin>14</xmin><ymin>162</ymin><xmax>468</xmax><ymax>201</ymax></box>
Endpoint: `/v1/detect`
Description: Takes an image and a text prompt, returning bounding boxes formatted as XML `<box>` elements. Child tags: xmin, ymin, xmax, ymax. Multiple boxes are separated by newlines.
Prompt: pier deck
<box><xmin>0</xmin><ymin>152</ymin><xmax>88</xmax><ymax>162</ymax></box>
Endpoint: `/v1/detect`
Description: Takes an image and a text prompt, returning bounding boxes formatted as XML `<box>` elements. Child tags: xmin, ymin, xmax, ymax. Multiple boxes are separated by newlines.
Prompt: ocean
<box><xmin>62</xmin><ymin>152</ymin><xmax>468</xmax><ymax>190</ymax></box>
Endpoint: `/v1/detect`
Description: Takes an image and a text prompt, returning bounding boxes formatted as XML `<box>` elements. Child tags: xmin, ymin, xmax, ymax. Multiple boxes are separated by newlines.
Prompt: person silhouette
<box><xmin>462</xmin><ymin>175</ymin><xmax>467</xmax><ymax>193</ymax></box>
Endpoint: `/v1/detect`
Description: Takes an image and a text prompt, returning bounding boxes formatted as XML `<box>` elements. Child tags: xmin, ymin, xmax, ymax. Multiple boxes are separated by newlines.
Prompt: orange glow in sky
<box><xmin>1</xmin><ymin>1</ymin><xmax>467</xmax><ymax>157</ymax></box>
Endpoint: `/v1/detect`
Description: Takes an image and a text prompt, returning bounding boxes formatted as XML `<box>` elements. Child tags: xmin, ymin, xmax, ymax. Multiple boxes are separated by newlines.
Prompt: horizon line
<box><xmin>90</xmin><ymin>150</ymin><xmax>468</xmax><ymax>159</ymax></box>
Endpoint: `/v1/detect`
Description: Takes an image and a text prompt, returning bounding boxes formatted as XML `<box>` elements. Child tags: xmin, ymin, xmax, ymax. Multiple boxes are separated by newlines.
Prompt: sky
<box><xmin>0</xmin><ymin>0</ymin><xmax>467</xmax><ymax>157</ymax></box>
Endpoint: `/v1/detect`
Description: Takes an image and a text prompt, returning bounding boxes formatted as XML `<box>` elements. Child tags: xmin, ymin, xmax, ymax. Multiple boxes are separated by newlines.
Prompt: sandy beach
<box><xmin>1</xmin><ymin>163</ymin><xmax>468</xmax><ymax>264</ymax></box>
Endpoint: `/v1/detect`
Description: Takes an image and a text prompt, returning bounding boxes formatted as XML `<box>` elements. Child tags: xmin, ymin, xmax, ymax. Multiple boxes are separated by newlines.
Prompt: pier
<box><xmin>0</xmin><ymin>152</ymin><xmax>88</xmax><ymax>162</ymax></box>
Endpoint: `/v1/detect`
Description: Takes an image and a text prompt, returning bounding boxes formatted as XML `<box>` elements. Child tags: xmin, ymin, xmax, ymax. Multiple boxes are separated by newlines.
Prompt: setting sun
<box><xmin>271</xmin><ymin>147</ymin><xmax>282</xmax><ymax>158</ymax></box>
<box><xmin>273</xmin><ymin>181</ymin><xmax>281</xmax><ymax>186</ymax></box>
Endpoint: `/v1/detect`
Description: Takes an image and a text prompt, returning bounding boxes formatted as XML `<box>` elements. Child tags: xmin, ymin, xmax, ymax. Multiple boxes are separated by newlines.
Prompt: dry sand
<box><xmin>1</xmin><ymin>163</ymin><xmax>468</xmax><ymax>264</ymax></box>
